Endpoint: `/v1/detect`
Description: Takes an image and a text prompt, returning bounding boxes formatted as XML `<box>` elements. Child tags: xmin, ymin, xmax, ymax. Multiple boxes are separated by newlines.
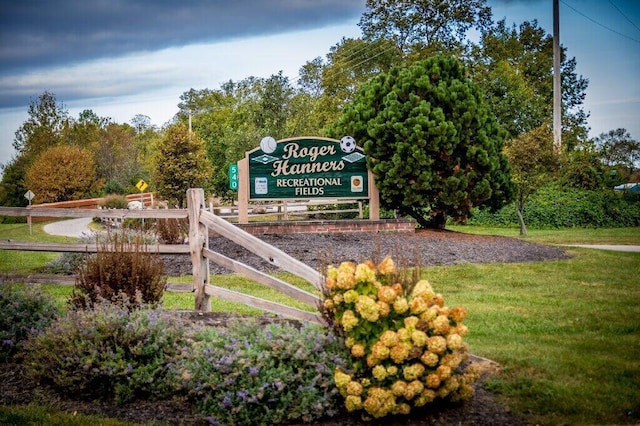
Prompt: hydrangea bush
<box><xmin>321</xmin><ymin>257</ymin><xmax>481</xmax><ymax>419</ymax></box>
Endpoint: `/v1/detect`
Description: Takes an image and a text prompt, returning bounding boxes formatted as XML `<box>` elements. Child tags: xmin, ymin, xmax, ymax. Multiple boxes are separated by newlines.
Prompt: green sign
<box><xmin>248</xmin><ymin>137</ymin><xmax>368</xmax><ymax>200</ymax></box>
<box><xmin>229</xmin><ymin>163</ymin><xmax>239</xmax><ymax>190</ymax></box>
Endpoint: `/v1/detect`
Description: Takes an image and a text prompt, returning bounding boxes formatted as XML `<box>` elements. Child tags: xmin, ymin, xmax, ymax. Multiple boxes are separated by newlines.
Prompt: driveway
<box><xmin>43</xmin><ymin>217</ymin><xmax>95</xmax><ymax>238</ymax></box>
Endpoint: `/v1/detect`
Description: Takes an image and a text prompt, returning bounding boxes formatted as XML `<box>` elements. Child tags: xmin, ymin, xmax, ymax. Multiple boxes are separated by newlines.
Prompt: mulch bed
<box><xmin>161</xmin><ymin>228</ymin><xmax>570</xmax><ymax>276</ymax></box>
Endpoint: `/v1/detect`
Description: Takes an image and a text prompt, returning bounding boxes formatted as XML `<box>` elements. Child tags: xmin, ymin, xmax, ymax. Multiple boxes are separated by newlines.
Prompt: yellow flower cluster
<box><xmin>326</xmin><ymin>257</ymin><xmax>478</xmax><ymax>420</ymax></box>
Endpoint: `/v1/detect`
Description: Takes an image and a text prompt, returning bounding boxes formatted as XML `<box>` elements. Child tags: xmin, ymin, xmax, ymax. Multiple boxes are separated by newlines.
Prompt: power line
<box><xmin>608</xmin><ymin>0</ymin><xmax>640</xmax><ymax>34</ymax></box>
<box><xmin>561</xmin><ymin>0</ymin><xmax>640</xmax><ymax>44</ymax></box>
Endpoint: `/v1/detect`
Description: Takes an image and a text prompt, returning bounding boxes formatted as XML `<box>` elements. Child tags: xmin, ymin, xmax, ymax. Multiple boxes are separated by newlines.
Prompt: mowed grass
<box><xmin>0</xmin><ymin>222</ymin><xmax>76</xmax><ymax>273</ymax></box>
<box><xmin>1</xmin><ymin>221</ymin><xmax>639</xmax><ymax>424</ymax></box>
<box><xmin>423</xmin><ymin>248</ymin><xmax>640</xmax><ymax>425</ymax></box>
<box><xmin>449</xmin><ymin>224</ymin><xmax>640</xmax><ymax>245</ymax></box>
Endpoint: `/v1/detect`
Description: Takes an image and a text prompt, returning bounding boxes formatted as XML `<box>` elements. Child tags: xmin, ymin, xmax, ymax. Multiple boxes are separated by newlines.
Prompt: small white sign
<box><xmin>255</xmin><ymin>177</ymin><xmax>268</xmax><ymax>195</ymax></box>
<box><xmin>351</xmin><ymin>176</ymin><xmax>364</xmax><ymax>192</ymax></box>
<box><xmin>24</xmin><ymin>190</ymin><xmax>35</xmax><ymax>201</ymax></box>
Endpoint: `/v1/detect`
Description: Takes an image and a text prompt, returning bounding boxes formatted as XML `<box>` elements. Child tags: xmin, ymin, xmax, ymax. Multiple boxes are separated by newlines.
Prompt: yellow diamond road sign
<box><xmin>136</xmin><ymin>179</ymin><xmax>148</xmax><ymax>192</ymax></box>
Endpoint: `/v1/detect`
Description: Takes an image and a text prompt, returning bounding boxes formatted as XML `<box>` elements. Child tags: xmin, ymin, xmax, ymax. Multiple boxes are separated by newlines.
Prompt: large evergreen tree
<box><xmin>331</xmin><ymin>56</ymin><xmax>514</xmax><ymax>228</ymax></box>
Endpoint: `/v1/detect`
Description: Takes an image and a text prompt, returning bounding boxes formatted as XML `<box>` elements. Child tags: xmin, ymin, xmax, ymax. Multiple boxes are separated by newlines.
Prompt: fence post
<box><xmin>238</xmin><ymin>157</ymin><xmax>249</xmax><ymax>223</ymax></box>
<box><xmin>368</xmin><ymin>171</ymin><xmax>380</xmax><ymax>220</ymax></box>
<box><xmin>187</xmin><ymin>188</ymin><xmax>211</xmax><ymax>311</ymax></box>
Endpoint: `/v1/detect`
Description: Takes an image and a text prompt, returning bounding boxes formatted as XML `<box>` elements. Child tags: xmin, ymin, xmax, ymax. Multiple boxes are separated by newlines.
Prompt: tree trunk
<box><xmin>432</xmin><ymin>211</ymin><xmax>448</xmax><ymax>229</ymax></box>
<box><xmin>405</xmin><ymin>208</ymin><xmax>447</xmax><ymax>229</ymax></box>
<box><xmin>515</xmin><ymin>202</ymin><xmax>528</xmax><ymax>236</ymax></box>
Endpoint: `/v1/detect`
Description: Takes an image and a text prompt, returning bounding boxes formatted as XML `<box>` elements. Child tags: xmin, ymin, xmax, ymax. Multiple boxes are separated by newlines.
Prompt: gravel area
<box><xmin>162</xmin><ymin>228</ymin><xmax>570</xmax><ymax>276</ymax></box>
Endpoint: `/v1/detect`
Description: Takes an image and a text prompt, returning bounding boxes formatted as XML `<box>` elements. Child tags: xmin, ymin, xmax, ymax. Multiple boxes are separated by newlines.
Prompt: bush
<box><xmin>322</xmin><ymin>258</ymin><xmax>480</xmax><ymax>420</ymax></box>
<box><xmin>155</xmin><ymin>218</ymin><xmax>188</xmax><ymax>244</ymax></box>
<box><xmin>103</xmin><ymin>180</ymin><xmax>126</xmax><ymax>195</ymax></box>
<box><xmin>307</xmin><ymin>202</ymin><xmax>360</xmax><ymax>220</ymax></box>
<box><xmin>179</xmin><ymin>318</ymin><xmax>351</xmax><ymax>424</ymax></box>
<box><xmin>70</xmin><ymin>232</ymin><xmax>166</xmax><ymax>310</ymax></box>
<box><xmin>0</xmin><ymin>285</ymin><xmax>61</xmax><ymax>361</ymax></box>
<box><xmin>42</xmin><ymin>236</ymin><xmax>95</xmax><ymax>275</ymax></box>
<box><xmin>24</xmin><ymin>301</ymin><xmax>187</xmax><ymax>403</ymax></box>
<box><xmin>469</xmin><ymin>182</ymin><xmax>640</xmax><ymax>228</ymax></box>
<box><xmin>99</xmin><ymin>194</ymin><xmax>129</xmax><ymax>209</ymax></box>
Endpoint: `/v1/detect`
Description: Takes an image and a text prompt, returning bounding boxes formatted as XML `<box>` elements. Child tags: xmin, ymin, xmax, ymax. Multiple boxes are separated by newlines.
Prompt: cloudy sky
<box><xmin>1</xmin><ymin>0</ymin><xmax>639</xmax><ymax>170</ymax></box>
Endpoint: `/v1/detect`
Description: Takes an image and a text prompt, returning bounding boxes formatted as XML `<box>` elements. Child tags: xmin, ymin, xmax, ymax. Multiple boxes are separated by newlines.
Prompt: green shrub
<box><xmin>469</xmin><ymin>182</ymin><xmax>640</xmax><ymax>228</ymax></box>
<box><xmin>103</xmin><ymin>180</ymin><xmax>126</xmax><ymax>195</ymax></box>
<box><xmin>70</xmin><ymin>232</ymin><xmax>166</xmax><ymax>309</ymax></box>
<box><xmin>122</xmin><ymin>217</ymin><xmax>155</xmax><ymax>232</ymax></box>
<box><xmin>0</xmin><ymin>285</ymin><xmax>61</xmax><ymax>361</ymax></box>
<box><xmin>99</xmin><ymin>194</ymin><xmax>129</xmax><ymax>209</ymax></box>
<box><xmin>42</xmin><ymin>236</ymin><xmax>94</xmax><ymax>275</ymax></box>
<box><xmin>307</xmin><ymin>202</ymin><xmax>360</xmax><ymax>220</ymax></box>
<box><xmin>24</xmin><ymin>301</ymin><xmax>187</xmax><ymax>403</ymax></box>
<box><xmin>363</xmin><ymin>205</ymin><xmax>399</xmax><ymax>220</ymax></box>
<box><xmin>42</xmin><ymin>251</ymin><xmax>89</xmax><ymax>274</ymax></box>
<box><xmin>180</xmin><ymin>318</ymin><xmax>351</xmax><ymax>424</ymax></box>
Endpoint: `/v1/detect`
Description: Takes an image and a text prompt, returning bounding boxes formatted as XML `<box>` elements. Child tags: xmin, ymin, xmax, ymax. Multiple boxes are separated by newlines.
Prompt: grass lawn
<box><xmin>1</xmin><ymin>222</ymin><xmax>639</xmax><ymax>424</ymax></box>
<box><xmin>0</xmin><ymin>221</ymin><xmax>76</xmax><ymax>274</ymax></box>
<box><xmin>449</xmin><ymin>224</ymin><xmax>640</xmax><ymax>245</ymax></box>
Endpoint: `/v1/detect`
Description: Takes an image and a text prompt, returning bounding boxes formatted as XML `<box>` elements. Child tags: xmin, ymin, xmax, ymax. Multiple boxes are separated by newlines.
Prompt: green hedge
<box><xmin>469</xmin><ymin>183</ymin><xmax>640</xmax><ymax>228</ymax></box>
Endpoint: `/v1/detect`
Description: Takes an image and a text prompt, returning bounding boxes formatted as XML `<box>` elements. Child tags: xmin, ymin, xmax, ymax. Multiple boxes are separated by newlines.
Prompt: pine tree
<box><xmin>332</xmin><ymin>55</ymin><xmax>514</xmax><ymax>228</ymax></box>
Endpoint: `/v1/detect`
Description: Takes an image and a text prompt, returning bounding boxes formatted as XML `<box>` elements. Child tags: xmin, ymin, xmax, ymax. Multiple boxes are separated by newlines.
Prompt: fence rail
<box><xmin>0</xmin><ymin>190</ymin><xmax>324</xmax><ymax>324</ymax></box>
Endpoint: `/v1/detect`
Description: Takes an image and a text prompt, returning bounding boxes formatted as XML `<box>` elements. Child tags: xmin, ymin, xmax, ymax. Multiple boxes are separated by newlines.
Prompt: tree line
<box><xmin>1</xmin><ymin>0</ymin><xmax>638</xmax><ymax>229</ymax></box>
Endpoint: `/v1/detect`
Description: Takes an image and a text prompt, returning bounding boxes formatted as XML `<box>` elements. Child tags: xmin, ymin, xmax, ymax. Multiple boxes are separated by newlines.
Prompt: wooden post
<box><xmin>238</xmin><ymin>157</ymin><xmax>249</xmax><ymax>223</ymax></box>
<box><xmin>368</xmin><ymin>171</ymin><xmax>380</xmax><ymax>220</ymax></box>
<box><xmin>187</xmin><ymin>188</ymin><xmax>211</xmax><ymax>311</ymax></box>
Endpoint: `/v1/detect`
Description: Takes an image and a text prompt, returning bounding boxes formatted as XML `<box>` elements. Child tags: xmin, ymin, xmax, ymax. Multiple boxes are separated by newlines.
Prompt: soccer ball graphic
<box><xmin>340</xmin><ymin>136</ymin><xmax>357</xmax><ymax>153</ymax></box>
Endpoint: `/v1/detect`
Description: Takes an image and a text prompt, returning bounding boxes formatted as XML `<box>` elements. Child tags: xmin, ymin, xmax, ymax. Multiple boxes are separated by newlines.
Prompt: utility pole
<box><xmin>553</xmin><ymin>0</ymin><xmax>562</xmax><ymax>153</ymax></box>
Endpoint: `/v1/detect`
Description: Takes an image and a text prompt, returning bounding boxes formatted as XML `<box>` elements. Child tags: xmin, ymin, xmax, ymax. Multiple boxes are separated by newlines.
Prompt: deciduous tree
<box><xmin>24</xmin><ymin>145</ymin><xmax>100</xmax><ymax>203</ymax></box>
<box><xmin>359</xmin><ymin>0</ymin><xmax>492</xmax><ymax>54</ymax></box>
<box><xmin>1</xmin><ymin>92</ymin><xmax>70</xmax><ymax>206</ymax></box>
<box><xmin>504</xmin><ymin>123</ymin><xmax>559</xmax><ymax>235</ymax></box>
<box><xmin>594</xmin><ymin>128</ymin><xmax>640</xmax><ymax>170</ymax></box>
<box><xmin>468</xmin><ymin>20</ymin><xmax>589</xmax><ymax>145</ymax></box>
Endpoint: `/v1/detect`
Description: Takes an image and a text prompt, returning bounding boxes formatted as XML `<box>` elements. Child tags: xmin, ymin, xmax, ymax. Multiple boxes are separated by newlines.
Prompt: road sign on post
<box><xmin>229</xmin><ymin>164</ymin><xmax>239</xmax><ymax>190</ymax></box>
<box><xmin>136</xmin><ymin>179</ymin><xmax>148</xmax><ymax>192</ymax></box>
<box><xmin>24</xmin><ymin>190</ymin><xmax>35</xmax><ymax>235</ymax></box>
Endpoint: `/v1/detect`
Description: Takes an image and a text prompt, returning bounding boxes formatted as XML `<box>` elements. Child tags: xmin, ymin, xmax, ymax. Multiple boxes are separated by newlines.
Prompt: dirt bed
<box><xmin>162</xmin><ymin>228</ymin><xmax>570</xmax><ymax>276</ymax></box>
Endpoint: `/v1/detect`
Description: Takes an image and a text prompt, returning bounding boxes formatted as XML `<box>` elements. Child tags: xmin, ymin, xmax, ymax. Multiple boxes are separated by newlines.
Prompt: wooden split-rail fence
<box><xmin>0</xmin><ymin>188</ymin><xmax>324</xmax><ymax>324</ymax></box>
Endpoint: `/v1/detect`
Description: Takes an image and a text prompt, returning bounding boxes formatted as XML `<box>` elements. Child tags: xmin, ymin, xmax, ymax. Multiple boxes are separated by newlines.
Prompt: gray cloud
<box><xmin>0</xmin><ymin>0</ymin><xmax>364</xmax><ymax>74</ymax></box>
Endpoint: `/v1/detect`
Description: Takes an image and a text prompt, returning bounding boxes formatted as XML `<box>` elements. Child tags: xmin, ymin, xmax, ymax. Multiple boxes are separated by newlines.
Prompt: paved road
<box><xmin>42</xmin><ymin>217</ymin><xmax>95</xmax><ymax>238</ymax></box>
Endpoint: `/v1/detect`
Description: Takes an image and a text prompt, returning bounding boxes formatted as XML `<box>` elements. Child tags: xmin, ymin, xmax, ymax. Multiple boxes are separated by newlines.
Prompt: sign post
<box><xmin>24</xmin><ymin>190</ymin><xmax>35</xmax><ymax>235</ymax></box>
<box><xmin>135</xmin><ymin>179</ymin><xmax>148</xmax><ymax>208</ymax></box>
<box><xmin>135</xmin><ymin>179</ymin><xmax>148</xmax><ymax>227</ymax></box>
